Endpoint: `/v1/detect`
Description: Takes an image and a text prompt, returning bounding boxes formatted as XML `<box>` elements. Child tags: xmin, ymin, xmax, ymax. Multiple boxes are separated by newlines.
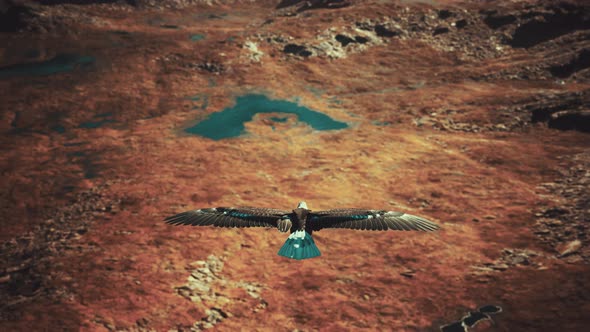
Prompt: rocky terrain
<box><xmin>1</xmin><ymin>0</ymin><xmax>589</xmax><ymax>331</ymax></box>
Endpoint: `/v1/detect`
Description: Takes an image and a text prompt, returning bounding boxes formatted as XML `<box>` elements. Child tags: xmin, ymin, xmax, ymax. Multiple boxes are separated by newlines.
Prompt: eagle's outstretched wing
<box><xmin>164</xmin><ymin>207</ymin><xmax>291</xmax><ymax>230</ymax></box>
<box><xmin>309</xmin><ymin>209</ymin><xmax>439</xmax><ymax>231</ymax></box>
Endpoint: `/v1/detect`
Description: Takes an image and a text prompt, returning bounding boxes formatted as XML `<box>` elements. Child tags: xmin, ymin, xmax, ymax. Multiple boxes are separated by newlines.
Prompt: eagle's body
<box><xmin>164</xmin><ymin>201</ymin><xmax>439</xmax><ymax>260</ymax></box>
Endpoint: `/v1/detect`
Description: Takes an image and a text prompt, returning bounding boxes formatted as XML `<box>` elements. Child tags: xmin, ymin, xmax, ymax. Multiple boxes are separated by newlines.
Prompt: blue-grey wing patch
<box><xmin>165</xmin><ymin>207</ymin><xmax>290</xmax><ymax>229</ymax></box>
<box><xmin>309</xmin><ymin>209</ymin><xmax>439</xmax><ymax>232</ymax></box>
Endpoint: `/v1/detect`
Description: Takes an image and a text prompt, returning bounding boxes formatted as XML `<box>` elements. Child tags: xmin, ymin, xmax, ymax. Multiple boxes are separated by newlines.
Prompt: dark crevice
<box><xmin>374</xmin><ymin>24</ymin><xmax>398</xmax><ymax>37</ymax></box>
<box><xmin>520</xmin><ymin>10</ymin><xmax>546</xmax><ymax>20</ymax></box>
<box><xmin>483</xmin><ymin>13</ymin><xmax>517</xmax><ymax>29</ymax></box>
<box><xmin>277</xmin><ymin>0</ymin><xmax>350</xmax><ymax>12</ymax></box>
<box><xmin>276</xmin><ymin>0</ymin><xmax>302</xmax><ymax>8</ymax></box>
<box><xmin>542</xmin><ymin>207</ymin><xmax>569</xmax><ymax>218</ymax></box>
<box><xmin>0</xmin><ymin>4</ymin><xmax>36</xmax><ymax>32</ymax></box>
<box><xmin>354</xmin><ymin>36</ymin><xmax>369</xmax><ymax>44</ymax></box>
<box><xmin>38</xmin><ymin>0</ymin><xmax>125</xmax><ymax>4</ymax></box>
<box><xmin>549</xmin><ymin>49</ymin><xmax>590</xmax><ymax>78</ymax></box>
<box><xmin>548</xmin><ymin>111</ymin><xmax>590</xmax><ymax>132</ymax></box>
<box><xmin>438</xmin><ymin>9</ymin><xmax>454</xmax><ymax>20</ymax></box>
<box><xmin>335</xmin><ymin>34</ymin><xmax>369</xmax><ymax>46</ymax></box>
<box><xmin>335</xmin><ymin>34</ymin><xmax>355</xmax><ymax>46</ymax></box>
<box><xmin>433</xmin><ymin>27</ymin><xmax>450</xmax><ymax>36</ymax></box>
<box><xmin>297</xmin><ymin>0</ymin><xmax>350</xmax><ymax>12</ymax></box>
<box><xmin>299</xmin><ymin>50</ymin><xmax>312</xmax><ymax>57</ymax></box>
<box><xmin>522</xmin><ymin>91</ymin><xmax>590</xmax><ymax>133</ymax></box>
<box><xmin>509</xmin><ymin>5</ymin><xmax>590</xmax><ymax>48</ymax></box>
<box><xmin>455</xmin><ymin>19</ymin><xmax>468</xmax><ymax>29</ymax></box>
<box><xmin>283</xmin><ymin>44</ymin><xmax>312</xmax><ymax>57</ymax></box>
<box><xmin>527</xmin><ymin>90</ymin><xmax>588</xmax><ymax>121</ymax></box>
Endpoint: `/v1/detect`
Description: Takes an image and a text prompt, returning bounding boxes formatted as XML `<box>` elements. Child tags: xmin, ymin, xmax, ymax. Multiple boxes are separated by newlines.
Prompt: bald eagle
<box><xmin>164</xmin><ymin>201</ymin><xmax>439</xmax><ymax>260</ymax></box>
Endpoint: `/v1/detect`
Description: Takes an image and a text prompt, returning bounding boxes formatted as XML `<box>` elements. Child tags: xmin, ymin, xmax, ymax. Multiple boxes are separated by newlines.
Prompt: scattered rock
<box><xmin>400</xmin><ymin>270</ymin><xmax>415</xmax><ymax>278</ymax></box>
<box><xmin>136</xmin><ymin>317</ymin><xmax>150</xmax><ymax>328</ymax></box>
<box><xmin>491</xmin><ymin>263</ymin><xmax>508</xmax><ymax>271</ymax></box>
<box><xmin>174</xmin><ymin>255</ymin><xmax>266</xmax><ymax>330</ymax></box>
<box><xmin>535</xmin><ymin>153</ymin><xmax>590</xmax><ymax>264</ymax></box>
<box><xmin>243</xmin><ymin>41</ymin><xmax>264</xmax><ymax>63</ymax></box>
<box><xmin>0</xmin><ymin>185</ymin><xmax>120</xmax><ymax>314</ymax></box>
<box><xmin>93</xmin><ymin>315</ymin><xmax>117</xmax><ymax>332</ymax></box>
<box><xmin>473</xmin><ymin>248</ymin><xmax>541</xmax><ymax>274</ymax></box>
<box><xmin>196</xmin><ymin>61</ymin><xmax>225</xmax><ymax>74</ymax></box>
<box><xmin>314</xmin><ymin>40</ymin><xmax>347</xmax><ymax>59</ymax></box>
<box><xmin>194</xmin><ymin>307</ymin><xmax>229</xmax><ymax>330</ymax></box>
<box><xmin>558</xmin><ymin>240</ymin><xmax>582</xmax><ymax>257</ymax></box>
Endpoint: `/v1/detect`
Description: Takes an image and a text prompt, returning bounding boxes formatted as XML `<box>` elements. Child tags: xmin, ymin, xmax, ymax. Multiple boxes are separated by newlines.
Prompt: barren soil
<box><xmin>1</xmin><ymin>0</ymin><xmax>589</xmax><ymax>331</ymax></box>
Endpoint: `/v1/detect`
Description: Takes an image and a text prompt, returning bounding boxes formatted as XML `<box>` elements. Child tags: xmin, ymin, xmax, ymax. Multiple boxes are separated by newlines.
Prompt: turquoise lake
<box><xmin>185</xmin><ymin>94</ymin><xmax>348</xmax><ymax>140</ymax></box>
<box><xmin>0</xmin><ymin>54</ymin><xmax>95</xmax><ymax>78</ymax></box>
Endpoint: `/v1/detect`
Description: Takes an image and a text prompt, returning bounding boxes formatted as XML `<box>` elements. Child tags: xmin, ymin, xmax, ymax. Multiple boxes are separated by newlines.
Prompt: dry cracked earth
<box><xmin>1</xmin><ymin>0</ymin><xmax>589</xmax><ymax>331</ymax></box>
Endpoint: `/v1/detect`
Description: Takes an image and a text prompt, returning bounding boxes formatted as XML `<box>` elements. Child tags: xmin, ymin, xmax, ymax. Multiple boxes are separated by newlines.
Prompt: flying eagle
<box><xmin>164</xmin><ymin>201</ymin><xmax>440</xmax><ymax>260</ymax></box>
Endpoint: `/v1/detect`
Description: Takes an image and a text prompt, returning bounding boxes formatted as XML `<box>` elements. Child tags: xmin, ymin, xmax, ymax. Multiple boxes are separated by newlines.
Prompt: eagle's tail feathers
<box><xmin>277</xmin><ymin>231</ymin><xmax>321</xmax><ymax>260</ymax></box>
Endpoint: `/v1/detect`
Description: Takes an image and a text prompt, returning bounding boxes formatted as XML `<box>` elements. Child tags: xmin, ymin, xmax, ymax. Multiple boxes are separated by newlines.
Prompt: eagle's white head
<box><xmin>297</xmin><ymin>201</ymin><xmax>308</xmax><ymax>209</ymax></box>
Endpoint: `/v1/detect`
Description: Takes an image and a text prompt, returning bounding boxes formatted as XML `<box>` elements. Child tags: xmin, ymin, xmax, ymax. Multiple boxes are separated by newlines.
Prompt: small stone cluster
<box><xmin>535</xmin><ymin>152</ymin><xmax>590</xmax><ymax>264</ymax></box>
<box><xmin>472</xmin><ymin>248</ymin><xmax>543</xmax><ymax>275</ymax></box>
<box><xmin>0</xmin><ymin>185</ymin><xmax>121</xmax><ymax>321</ymax></box>
<box><xmin>173</xmin><ymin>255</ymin><xmax>266</xmax><ymax>331</ymax></box>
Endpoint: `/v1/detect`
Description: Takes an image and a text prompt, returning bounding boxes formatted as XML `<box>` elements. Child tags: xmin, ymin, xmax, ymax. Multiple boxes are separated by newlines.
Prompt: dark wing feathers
<box><xmin>164</xmin><ymin>207</ymin><xmax>290</xmax><ymax>229</ymax></box>
<box><xmin>310</xmin><ymin>209</ymin><xmax>439</xmax><ymax>232</ymax></box>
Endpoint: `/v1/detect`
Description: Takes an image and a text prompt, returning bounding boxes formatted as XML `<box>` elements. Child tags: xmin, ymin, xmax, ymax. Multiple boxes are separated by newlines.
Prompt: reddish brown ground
<box><xmin>1</xmin><ymin>1</ymin><xmax>589</xmax><ymax>331</ymax></box>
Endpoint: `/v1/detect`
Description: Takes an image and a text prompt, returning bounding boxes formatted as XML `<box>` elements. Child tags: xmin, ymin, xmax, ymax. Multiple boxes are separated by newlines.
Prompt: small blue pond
<box><xmin>185</xmin><ymin>94</ymin><xmax>348</xmax><ymax>140</ymax></box>
<box><xmin>187</xmin><ymin>94</ymin><xmax>209</xmax><ymax>110</ymax></box>
<box><xmin>372</xmin><ymin>120</ymin><xmax>391</xmax><ymax>126</ymax></box>
<box><xmin>190</xmin><ymin>34</ymin><xmax>205</xmax><ymax>41</ymax></box>
<box><xmin>0</xmin><ymin>54</ymin><xmax>95</xmax><ymax>79</ymax></box>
